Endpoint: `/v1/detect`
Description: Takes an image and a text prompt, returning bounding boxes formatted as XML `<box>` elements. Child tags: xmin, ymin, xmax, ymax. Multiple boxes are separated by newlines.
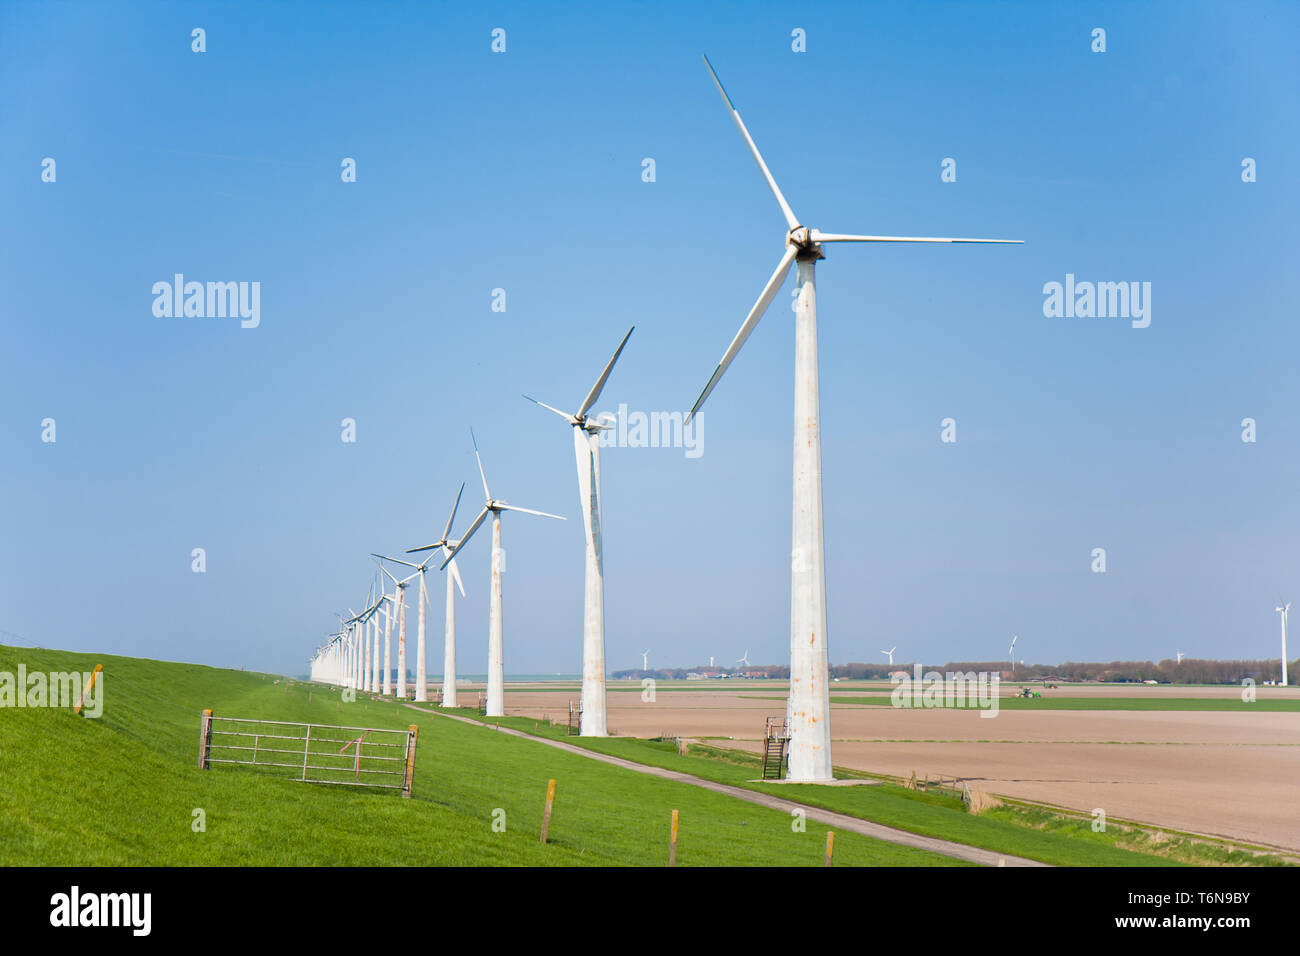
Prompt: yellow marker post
<box><xmin>540</xmin><ymin>778</ymin><xmax>557</xmax><ymax>844</ymax></box>
<box><xmin>669</xmin><ymin>809</ymin><xmax>679</xmax><ymax>867</ymax></box>
<box><xmin>824</xmin><ymin>830</ymin><xmax>835</xmax><ymax>867</ymax></box>
<box><xmin>74</xmin><ymin>665</ymin><xmax>102</xmax><ymax>717</ymax></box>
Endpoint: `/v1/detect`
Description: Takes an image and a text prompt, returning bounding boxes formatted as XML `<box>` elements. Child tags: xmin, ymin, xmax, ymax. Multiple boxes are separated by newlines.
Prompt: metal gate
<box><xmin>198</xmin><ymin>710</ymin><xmax>418</xmax><ymax>797</ymax></box>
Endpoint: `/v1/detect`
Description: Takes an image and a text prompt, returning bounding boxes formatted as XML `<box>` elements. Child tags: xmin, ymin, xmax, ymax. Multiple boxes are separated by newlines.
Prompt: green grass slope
<box><xmin>0</xmin><ymin>646</ymin><xmax>957</xmax><ymax>867</ymax></box>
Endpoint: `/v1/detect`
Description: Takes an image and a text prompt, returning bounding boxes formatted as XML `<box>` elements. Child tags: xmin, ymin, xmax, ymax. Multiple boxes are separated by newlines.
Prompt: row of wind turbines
<box><xmin>310</xmin><ymin>326</ymin><xmax>635</xmax><ymax>734</ymax></box>
<box><xmin>309</xmin><ymin>53</ymin><xmax>1023</xmax><ymax>780</ymax></box>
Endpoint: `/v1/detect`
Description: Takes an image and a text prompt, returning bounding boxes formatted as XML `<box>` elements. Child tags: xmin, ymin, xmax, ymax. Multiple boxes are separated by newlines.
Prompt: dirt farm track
<box><xmin>496</xmin><ymin>680</ymin><xmax>1300</xmax><ymax>853</ymax></box>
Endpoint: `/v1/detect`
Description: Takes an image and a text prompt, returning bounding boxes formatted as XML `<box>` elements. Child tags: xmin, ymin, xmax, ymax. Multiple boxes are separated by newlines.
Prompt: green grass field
<box><xmin>0</xmin><ymin>645</ymin><xmax>961</xmax><ymax>866</ymax></box>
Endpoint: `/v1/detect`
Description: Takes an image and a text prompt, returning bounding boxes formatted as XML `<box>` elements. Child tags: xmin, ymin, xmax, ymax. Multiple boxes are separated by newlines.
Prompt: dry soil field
<box><xmin>494</xmin><ymin>679</ymin><xmax>1300</xmax><ymax>852</ymax></box>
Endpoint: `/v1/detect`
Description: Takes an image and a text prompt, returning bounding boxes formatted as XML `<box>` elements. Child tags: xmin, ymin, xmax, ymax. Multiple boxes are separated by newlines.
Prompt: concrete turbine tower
<box><xmin>407</xmin><ymin>484</ymin><xmax>469</xmax><ymax>708</ymax></box>
<box><xmin>1277</xmin><ymin>601</ymin><xmax>1291</xmax><ymax>687</ymax></box>
<box><xmin>523</xmin><ymin>326</ymin><xmax>634</xmax><ymax>737</ymax></box>
<box><xmin>439</xmin><ymin>430</ymin><xmax>566</xmax><ymax>718</ymax></box>
<box><xmin>379</xmin><ymin>581</ymin><xmax>394</xmax><ymax>695</ymax></box>
<box><xmin>685</xmin><ymin>55</ymin><xmax>1021</xmax><ymax>781</ymax></box>
<box><xmin>1009</xmin><ymin>635</ymin><xmax>1018</xmax><ymax>675</ymax></box>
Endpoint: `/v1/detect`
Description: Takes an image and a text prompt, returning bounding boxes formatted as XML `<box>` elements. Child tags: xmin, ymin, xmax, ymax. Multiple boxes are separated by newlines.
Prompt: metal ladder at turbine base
<box><xmin>762</xmin><ymin>716</ymin><xmax>790</xmax><ymax>780</ymax></box>
<box><xmin>567</xmin><ymin>698</ymin><xmax>582</xmax><ymax>735</ymax></box>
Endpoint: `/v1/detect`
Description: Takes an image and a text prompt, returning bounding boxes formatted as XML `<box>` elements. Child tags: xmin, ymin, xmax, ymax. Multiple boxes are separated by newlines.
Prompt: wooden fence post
<box><xmin>402</xmin><ymin>725</ymin><xmax>418</xmax><ymax>798</ymax></box>
<box><xmin>197</xmin><ymin>709</ymin><xmax>213</xmax><ymax>769</ymax></box>
<box><xmin>540</xmin><ymin>779</ymin><xmax>556</xmax><ymax>843</ymax></box>
<box><xmin>669</xmin><ymin>809</ymin><xmax>679</xmax><ymax>867</ymax></box>
<box><xmin>824</xmin><ymin>830</ymin><xmax>835</xmax><ymax>867</ymax></box>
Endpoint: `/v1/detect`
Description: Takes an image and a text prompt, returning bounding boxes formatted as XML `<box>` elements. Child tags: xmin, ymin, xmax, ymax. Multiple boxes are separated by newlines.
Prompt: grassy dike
<box><xmin>0</xmin><ymin>646</ymin><xmax>958</xmax><ymax>866</ymax></box>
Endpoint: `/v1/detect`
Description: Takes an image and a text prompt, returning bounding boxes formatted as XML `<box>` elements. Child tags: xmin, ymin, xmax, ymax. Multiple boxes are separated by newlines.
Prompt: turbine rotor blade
<box><xmin>440</xmin><ymin>506</ymin><xmax>490</xmax><ymax>570</ymax></box>
<box><xmin>405</xmin><ymin>543</ymin><xmax>437</xmax><ymax>554</ymax></box>
<box><xmin>810</xmin><ymin>230</ymin><xmax>1023</xmax><ymax>244</ymax></box>
<box><xmin>523</xmin><ymin>395</ymin><xmax>575</xmax><ymax>423</ymax></box>
<box><xmin>687</xmin><ymin>244</ymin><xmax>798</xmax><ymax>424</ymax></box>
<box><xmin>470</xmin><ymin>429</ymin><xmax>491</xmax><ymax>500</ymax></box>
<box><xmin>372</xmin><ymin>553</ymin><xmax>420</xmax><ymax>569</ymax></box>
<box><xmin>702</xmin><ymin>54</ymin><xmax>799</xmax><ymax>230</ymax></box>
<box><xmin>577</xmin><ymin>325</ymin><xmax>635</xmax><ymax>420</ymax></box>
<box><xmin>442</xmin><ymin>481</ymin><xmax>465</xmax><ymax>542</ymax></box>
<box><xmin>498</xmin><ymin>503</ymin><xmax>566</xmax><ymax>520</ymax></box>
<box><xmin>447</xmin><ymin>553</ymin><xmax>466</xmax><ymax>597</ymax></box>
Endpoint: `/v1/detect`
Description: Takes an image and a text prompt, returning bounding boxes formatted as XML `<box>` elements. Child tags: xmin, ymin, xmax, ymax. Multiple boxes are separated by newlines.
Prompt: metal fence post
<box><xmin>198</xmin><ymin>709</ymin><xmax>213</xmax><ymax>769</ymax></box>
<box><xmin>302</xmin><ymin>724</ymin><xmax>312</xmax><ymax>781</ymax></box>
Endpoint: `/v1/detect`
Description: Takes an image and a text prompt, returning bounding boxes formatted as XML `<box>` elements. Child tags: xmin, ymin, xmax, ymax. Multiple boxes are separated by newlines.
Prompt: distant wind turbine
<box><xmin>406</xmin><ymin>484</ymin><xmax>469</xmax><ymax>708</ymax></box>
<box><xmin>882</xmin><ymin>646</ymin><xmax>896</xmax><ymax>666</ymax></box>
<box><xmin>641</xmin><ymin>649</ymin><xmax>649</xmax><ymax>671</ymax></box>
<box><xmin>1009</xmin><ymin>635</ymin><xmax>1018</xmax><ymax>674</ymax></box>
<box><xmin>373</xmin><ymin>551</ymin><xmax>445</xmax><ymax>703</ymax></box>
<box><xmin>375</xmin><ymin>560</ymin><xmax>420</xmax><ymax>699</ymax></box>
<box><xmin>439</xmin><ymin>430</ymin><xmax>565</xmax><ymax>717</ymax></box>
<box><xmin>736</xmin><ymin>649</ymin><xmax>751</xmax><ymax>668</ymax></box>
<box><xmin>684</xmin><ymin>55</ymin><xmax>1021</xmax><ymax>782</ymax></box>
<box><xmin>1176</xmin><ymin>650</ymin><xmax>1184</xmax><ymax>665</ymax></box>
<box><xmin>1277</xmin><ymin>601</ymin><xmax>1291</xmax><ymax>687</ymax></box>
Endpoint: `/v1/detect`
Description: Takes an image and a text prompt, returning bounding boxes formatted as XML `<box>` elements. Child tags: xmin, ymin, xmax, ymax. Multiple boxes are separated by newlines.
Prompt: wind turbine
<box><xmin>374</xmin><ymin>552</ymin><xmax>445</xmax><ymax>703</ymax></box>
<box><xmin>439</xmin><ymin>430</ymin><xmax>565</xmax><ymax>717</ymax></box>
<box><xmin>1009</xmin><ymin>635</ymin><xmax>1018</xmax><ymax>674</ymax></box>
<box><xmin>882</xmin><ymin>646</ymin><xmax>896</xmax><ymax>666</ymax></box>
<box><xmin>684</xmin><ymin>55</ymin><xmax>1021</xmax><ymax>782</ymax></box>
<box><xmin>406</xmin><ymin>484</ymin><xmax>469</xmax><ymax>708</ymax></box>
<box><xmin>346</xmin><ymin>590</ymin><xmax>383</xmax><ymax>693</ymax></box>
<box><xmin>1176</xmin><ymin>650</ymin><xmax>1184</xmax><ymax>665</ymax></box>
<box><xmin>641</xmin><ymin>649</ymin><xmax>650</xmax><ymax>671</ymax></box>
<box><xmin>1277</xmin><ymin>601</ymin><xmax>1291</xmax><ymax>687</ymax></box>
<box><xmin>523</xmin><ymin>326</ymin><xmax>634</xmax><ymax>737</ymax></box>
<box><xmin>375</xmin><ymin>560</ymin><xmax>420</xmax><ymax>699</ymax></box>
<box><xmin>736</xmin><ymin>649</ymin><xmax>751</xmax><ymax>668</ymax></box>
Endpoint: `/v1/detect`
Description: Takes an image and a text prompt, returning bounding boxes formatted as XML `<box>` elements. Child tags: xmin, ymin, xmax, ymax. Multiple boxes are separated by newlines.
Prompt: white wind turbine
<box><xmin>685</xmin><ymin>56</ymin><xmax>1021</xmax><ymax>781</ymax></box>
<box><xmin>374</xmin><ymin>551</ymin><xmax>447</xmax><ymax>703</ymax></box>
<box><xmin>375</xmin><ymin>560</ymin><xmax>420</xmax><ymax>699</ymax></box>
<box><xmin>439</xmin><ymin>430</ymin><xmax>566</xmax><ymax>717</ymax></box>
<box><xmin>406</xmin><ymin>484</ymin><xmax>469</xmax><ymax>708</ymax></box>
<box><xmin>736</xmin><ymin>649</ymin><xmax>751</xmax><ymax>668</ymax></box>
<box><xmin>523</xmin><ymin>326</ymin><xmax>634</xmax><ymax>737</ymax></box>
<box><xmin>1176</xmin><ymin>650</ymin><xmax>1184</xmax><ymax>665</ymax></box>
<box><xmin>1009</xmin><ymin>635</ymin><xmax>1018</xmax><ymax>674</ymax></box>
<box><xmin>1277</xmin><ymin>601</ymin><xmax>1291</xmax><ymax>687</ymax></box>
<box><xmin>882</xmin><ymin>646</ymin><xmax>896</xmax><ymax>666</ymax></box>
<box><xmin>378</xmin><ymin>575</ymin><xmax>395</xmax><ymax>695</ymax></box>
<box><xmin>641</xmin><ymin>649</ymin><xmax>650</xmax><ymax>671</ymax></box>
<box><xmin>346</xmin><ymin>589</ymin><xmax>383</xmax><ymax>692</ymax></box>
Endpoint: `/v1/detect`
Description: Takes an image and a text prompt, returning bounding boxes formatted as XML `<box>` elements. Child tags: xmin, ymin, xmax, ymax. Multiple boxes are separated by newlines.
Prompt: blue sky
<box><xmin>2</xmin><ymin>1</ymin><xmax>1297</xmax><ymax>676</ymax></box>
